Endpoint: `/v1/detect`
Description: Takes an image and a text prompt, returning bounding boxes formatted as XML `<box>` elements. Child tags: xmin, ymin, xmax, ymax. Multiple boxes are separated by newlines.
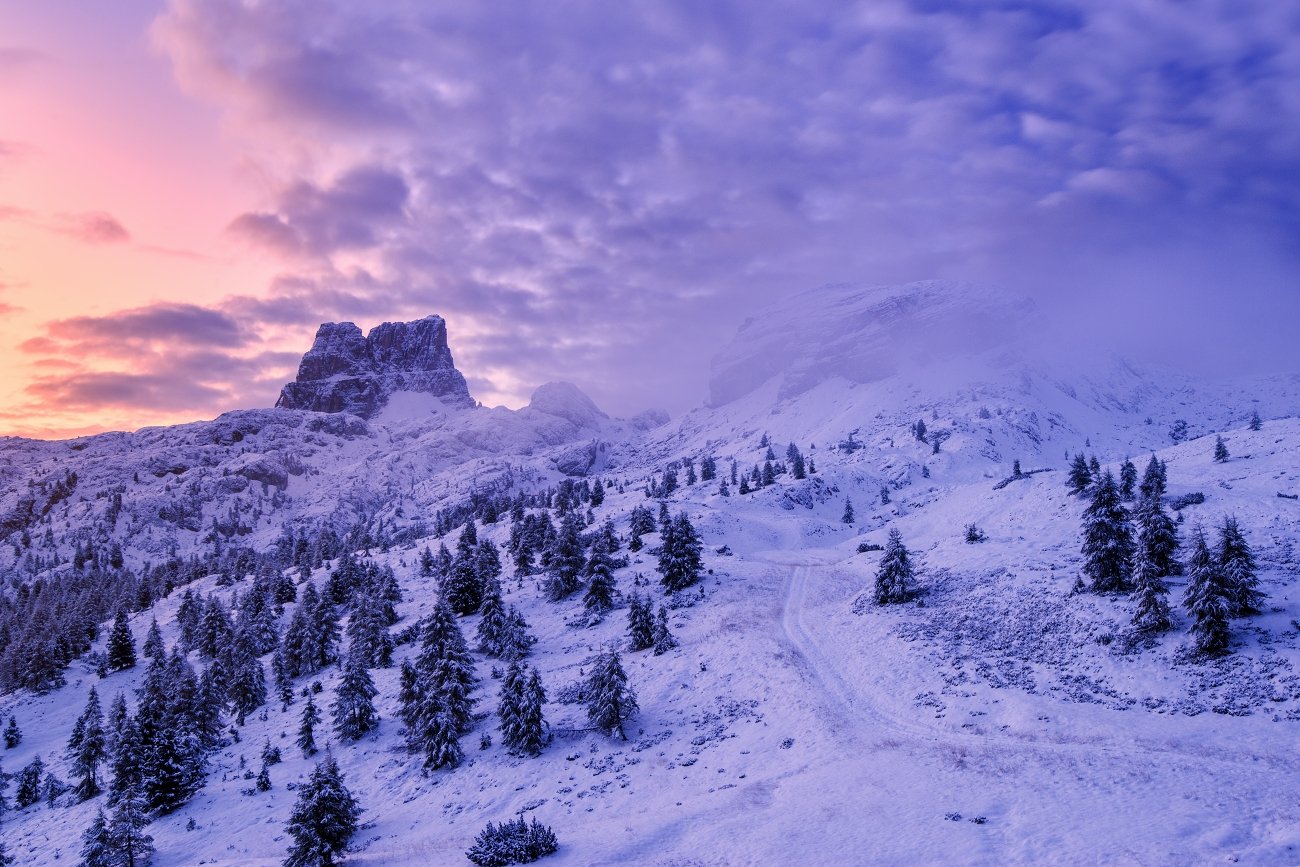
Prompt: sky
<box><xmin>1</xmin><ymin>0</ymin><xmax>1298</xmax><ymax>438</ymax></box>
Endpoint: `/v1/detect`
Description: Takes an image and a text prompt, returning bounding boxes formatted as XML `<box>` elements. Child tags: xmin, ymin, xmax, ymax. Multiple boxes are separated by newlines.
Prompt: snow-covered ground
<box><xmin>2</xmin><ymin>282</ymin><xmax>1298</xmax><ymax>864</ymax></box>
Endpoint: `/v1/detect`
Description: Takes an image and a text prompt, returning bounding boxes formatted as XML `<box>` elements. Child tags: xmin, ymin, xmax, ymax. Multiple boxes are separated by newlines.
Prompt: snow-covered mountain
<box><xmin>2</xmin><ymin>280</ymin><xmax>1298</xmax><ymax>865</ymax></box>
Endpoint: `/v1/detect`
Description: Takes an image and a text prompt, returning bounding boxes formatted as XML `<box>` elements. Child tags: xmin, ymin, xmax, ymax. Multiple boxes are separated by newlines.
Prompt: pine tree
<box><xmin>274</xmin><ymin>644</ymin><xmax>295</xmax><ymax>710</ymax></box>
<box><xmin>3</xmin><ymin>717</ymin><xmax>19</xmax><ymax>749</ymax></box>
<box><xmin>141</xmin><ymin>619</ymin><xmax>164</xmax><ymax>661</ymax></box>
<box><xmin>497</xmin><ymin>661</ymin><xmax>547</xmax><ymax>757</ymax></box>
<box><xmin>1134</xmin><ymin>491</ymin><xmax>1181</xmax><ymax>578</ymax></box>
<box><xmin>658</xmin><ymin>513</ymin><xmax>703</xmax><ymax>593</ymax></box>
<box><xmin>284</xmin><ymin>753</ymin><xmax>360</xmax><ymax>867</ymax></box>
<box><xmin>106</xmin><ymin>610</ymin><xmax>137</xmax><ymax>672</ymax></box>
<box><xmin>626</xmin><ymin>592</ymin><xmax>655</xmax><ymax>651</ymax></box>
<box><xmin>476</xmin><ymin>580</ymin><xmax>512</xmax><ymax>657</ymax></box>
<box><xmin>585</xmin><ymin>651</ymin><xmax>637</xmax><ymax>740</ymax></box>
<box><xmin>1184</xmin><ymin>526</ymin><xmax>1232</xmax><ymax>655</ymax></box>
<box><xmin>582</xmin><ymin>544</ymin><xmax>617</xmax><ymax>615</ymax></box>
<box><xmin>298</xmin><ymin>694</ymin><xmax>320</xmax><ymax>758</ymax></box>
<box><xmin>445</xmin><ymin>549</ymin><xmax>484</xmax><ymax>616</ymax></box>
<box><xmin>652</xmin><ymin>606</ymin><xmax>678</xmax><ymax>655</ymax></box>
<box><xmin>68</xmin><ymin>687</ymin><xmax>108</xmax><ymax>801</ymax></box>
<box><xmin>498</xmin><ymin>606</ymin><xmax>536</xmax><ymax>662</ymax></box>
<box><xmin>1218</xmin><ymin>516</ymin><xmax>1263</xmax><ymax>616</ymax></box>
<box><xmin>1213</xmin><ymin>435</ymin><xmax>1229</xmax><ymax>463</ymax></box>
<box><xmin>108</xmin><ymin>785</ymin><xmax>154</xmax><ymax>867</ymax></box>
<box><xmin>873</xmin><ymin>528</ymin><xmax>914</xmax><ymax>604</ymax></box>
<box><xmin>402</xmin><ymin>600</ymin><xmax>477</xmax><ymax>770</ymax></box>
<box><xmin>225</xmin><ymin>634</ymin><xmax>267</xmax><ymax>726</ymax></box>
<box><xmin>1130</xmin><ymin>544</ymin><xmax>1172</xmax><ymax>633</ymax></box>
<box><xmin>15</xmin><ymin>754</ymin><xmax>43</xmax><ymax>808</ymax></box>
<box><xmin>256</xmin><ymin>761</ymin><xmax>272</xmax><ymax>792</ymax></box>
<box><xmin>1067</xmin><ymin>454</ymin><xmax>1092</xmax><ymax>495</ymax></box>
<box><xmin>545</xmin><ymin>514</ymin><xmax>586</xmax><ymax>601</ymax></box>
<box><xmin>1249</xmin><ymin>409</ymin><xmax>1262</xmax><ymax>431</ymax></box>
<box><xmin>1081</xmin><ymin>471</ymin><xmax>1134</xmax><ymax>593</ymax></box>
<box><xmin>466</xmin><ymin>817</ymin><xmax>558</xmax><ymax>867</ymax></box>
<box><xmin>1119</xmin><ymin>459</ymin><xmax>1137</xmax><ymax>500</ymax></box>
<box><xmin>841</xmin><ymin>498</ymin><xmax>854</xmax><ymax>524</ymax></box>
<box><xmin>79</xmin><ymin>808</ymin><xmax>115</xmax><ymax>867</ymax></box>
<box><xmin>1138</xmin><ymin>454</ymin><xmax>1167</xmax><ymax>501</ymax></box>
<box><xmin>332</xmin><ymin>650</ymin><xmax>378</xmax><ymax>742</ymax></box>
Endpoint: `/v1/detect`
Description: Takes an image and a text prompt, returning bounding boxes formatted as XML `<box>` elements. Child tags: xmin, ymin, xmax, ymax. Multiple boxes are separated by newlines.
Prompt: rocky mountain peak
<box><xmin>276</xmin><ymin>314</ymin><xmax>473</xmax><ymax>417</ymax></box>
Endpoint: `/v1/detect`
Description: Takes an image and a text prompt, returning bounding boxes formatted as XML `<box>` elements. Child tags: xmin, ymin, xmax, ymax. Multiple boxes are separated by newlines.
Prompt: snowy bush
<box><xmin>465</xmin><ymin>817</ymin><xmax>558</xmax><ymax>866</ymax></box>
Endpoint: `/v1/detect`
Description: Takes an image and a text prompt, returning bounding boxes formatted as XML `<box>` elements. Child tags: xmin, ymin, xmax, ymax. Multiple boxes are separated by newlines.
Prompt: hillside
<box><xmin>1</xmin><ymin>282</ymin><xmax>1298</xmax><ymax>866</ymax></box>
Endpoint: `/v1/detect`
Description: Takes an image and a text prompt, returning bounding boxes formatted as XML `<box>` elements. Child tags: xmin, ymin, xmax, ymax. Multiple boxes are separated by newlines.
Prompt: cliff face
<box><xmin>275</xmin><ymin>315</ymin><xmax>474</xmax><ymax>417</ymax></box>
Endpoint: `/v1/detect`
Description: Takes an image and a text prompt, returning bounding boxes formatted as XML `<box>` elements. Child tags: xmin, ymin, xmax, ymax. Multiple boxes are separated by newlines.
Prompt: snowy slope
<box><xmin>2</xmin><ymin>280</ymin><xmax>1299</xmax><ymax>865</ymax></box>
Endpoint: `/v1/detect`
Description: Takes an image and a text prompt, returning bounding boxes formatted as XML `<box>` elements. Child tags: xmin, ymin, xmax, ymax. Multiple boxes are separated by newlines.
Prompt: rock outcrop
<box><xmin>276</xmin><ymin>315</ymin><xmax>474</xmax><ymax>417</ymax></box>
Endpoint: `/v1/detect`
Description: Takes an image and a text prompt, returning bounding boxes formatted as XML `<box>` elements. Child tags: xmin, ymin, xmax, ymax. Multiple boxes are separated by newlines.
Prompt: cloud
<box><xmin>26</xmin><ymin>371</ymin><xmax>228</xmax><ymax>412</ymax></box>
<box><xmin>0</xmin><ymin>47</ymin><xmax>43</xmax><ymax>75</ymax></box>
<box><xmin>40</xmin><ymin>0</ymin><xmax>1289</xmax><ymax>425</ymax></box>
<box><xmin>38</xmin><ymin>302</ymin><xmax>247</xmax><ymax>353</ymax></box>
<box><xmin>54</xmin><ymin>211</ymin><xmax>131</xmax><ymax>244</ymax></box>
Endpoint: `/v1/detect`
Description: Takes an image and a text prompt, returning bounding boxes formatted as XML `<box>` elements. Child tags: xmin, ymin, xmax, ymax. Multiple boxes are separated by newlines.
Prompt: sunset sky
<box><xmin>2</xmin><ymin>1</ymin><xmax>1298</xmax><ymax>438</ymax></box>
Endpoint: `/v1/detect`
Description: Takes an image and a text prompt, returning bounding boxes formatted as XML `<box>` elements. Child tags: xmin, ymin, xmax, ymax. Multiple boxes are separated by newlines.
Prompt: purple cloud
<box><xmin>129</xmin><ymin>1</ymin><xmax>1300</xmax><ymax>417</ymax></box>
<box><xmin>41</xmin><ymin>302</ymin><xmax>246</xmax><ymax>351</ymax></box>
<box><xmin>26</xmin><ymin>370</ymin><xmax>228</xmax><ymax>412</ymax></box>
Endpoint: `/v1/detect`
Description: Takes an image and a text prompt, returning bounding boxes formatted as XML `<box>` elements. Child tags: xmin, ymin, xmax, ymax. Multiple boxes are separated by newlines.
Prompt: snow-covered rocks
<box><xmin>276</xmin><ymin>315</ymin><xmax>474</xmax><ymax>417</ymax></box>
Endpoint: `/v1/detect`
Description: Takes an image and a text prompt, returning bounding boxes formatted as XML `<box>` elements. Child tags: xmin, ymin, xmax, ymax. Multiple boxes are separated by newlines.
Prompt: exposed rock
<box><xmin>526</xmin><ymin>382</ymin><xmax>607</xmax><ymax>429</ymax></box>
<box><xmin>276</xmin><ymin>316</ymin><xmax>473</xmax><ymax>418</ymax></box>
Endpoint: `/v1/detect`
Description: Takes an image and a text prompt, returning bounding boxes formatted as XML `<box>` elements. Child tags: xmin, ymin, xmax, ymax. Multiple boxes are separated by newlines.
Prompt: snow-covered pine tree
<box><xmin>68</xmin><ymin>687</ymin><xmax>108</xmax><ymax>801</ymax></box>
<box><xmin>273</xmin><ymin>644</ymin><xmax>295</xmax><ymax>710</ymax></box>
<box><xmin>14</xmin><ymin>754</ymin><xmax>43</xmax><ymax>808</ymax></box>
<box><xmin>582</xmin><ymin>543</ymin><xmax>617</xmax><ymax>616</ymax></box>
<box><xmin>4</xmin><ymin>715</ymin><xmax>21</xmax><ymax>748</ymax></box>
<box><xmin>1119</xmin><ymin>458</ymin><xmax>1137</xmax><ymax>500</ymax></box>
<box><xmin>545</xmin><ymin>513</ymin><xmax>586</xmax><ymax>601</ymax></box>
<box><xmin>332</xmin><ymin>648</ymin><xmax>378</xmax><ymax>742</ymax></box>
<box><xmin>1130</xmin><ymin>543</ymin><xmax>1172</xmax><ymax>633</ymax></box>
<box><xmin>658</xmin><ymin>513</ymin><xmax>703</xmax><ymax>593</ymax></box>
<box><xmin>284</xmin><ymin>752</ymin><xmax>361</xmax><ymax>867</ymax></box>
<box><xmin>1249</xmin><ymin>408</ymin><xmax>1262</xmax><ymax>431</ymax></box>
<box><xmin>1138</xmin><ymin>454</ymin><xmax>1167</xmax><ymax>501</ymax></box>
<box><xmin>626</xmin><ymin>592</ymin><xmax>655</xmax><ymax>651</ymax></box>
<box><xmin>499</xmin><ymin>606</ymin><xmax>536</xmax><ymax>662</ymax></box>
<box><xmin>585</xmin><ymin>651</ymin><xmax>637</xmax><ymax>740</ymax></box>
<box><xmin>652</xmin><ymin>606</ymin><xmax>678</xmax><ymax>655</ymax></box>
<box><xmin>106</xmin><ymin>610</ymin><xmax>136</xmax><ymax>672</ymax></box>
<box><xmin>1134</xmin><ymin>491</ymin><xmax>1180</xmax><ymax>577</ymax></box>
<box><xmin>841</xmin><ymin>498</ymin><xmax>854</xmax><ymax>524</ymax></box>
<box><xmin>1213</xmin><ymin>435</ymin><xmax>1229</xmax><ymax>463</ymax></box>
<box><xmin>1184</xmin><ymin>526</ymin><xmax>1232</xmax><ymax>656</ymax></box>
<box><xmin>1067</xmin><ymin>454</ymin><xmax>1092</xmax><ymax>495</ymax></box>
<box><xmin>298</xmin><ymin>694</ymin><xmax>320</xmax><ymax>758</ymax></box>
<box><xmin>873</xmin><ymin>528</ymin><xmax>914</xmax><ymax>604</ymax></box>
<box><xmin>108</xmin><ymin>784</ymin><xmax>154</xmax><ymax>867</ymax></box>
<box><xmin>476</xmin><ymin>579</ymin><xmax>512</xmax><ymax>657</ymax></box>
<box><xmin>225</xmin><ymin>632</ymin><xmax>268</xmax><ymax>726</ymax></box>
<box><xmin>1217</xmin><ymin>516</ymin><xmax>1263</xmax><ymax>616</ymax></box>
<box><xmin>1081</xmin><ymin>470</ymin><xmax>1134</xmax><ymax>593</ymax></box>
<box><xmin>141</xmin><ymin>619</ymin><xmax>164</xmax><ymax>661</ymax></box>
<box><xmin>79</xmin><ymin>808</ymin><xmax>115</xmax><ymax>867</ymax></box>
<box><xmin>466</xmin><ymin>817</ymin><xmax>558</xmax><ymax>866</ymax></box>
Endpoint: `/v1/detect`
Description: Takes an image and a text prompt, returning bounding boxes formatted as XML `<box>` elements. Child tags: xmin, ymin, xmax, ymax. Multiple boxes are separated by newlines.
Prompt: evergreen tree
<box><xmin>332</xmin><ymin>650</ymin><xmax>378</xmax><ymax>742</ymax></box>
<box><xmin>1218</xmin><ymin>516</ymin><xmax>1263</xmax><ymax>616</ymax></box>
<box><xmin>1134</xmin><ymin>491</ymin><xmax>1181</xmax><ymax>578</ymax></box>
<box><xmin>141</xmin><ymin>619</ymin><xmax>164</xmax><ymax>661</ymax></box>
<box><xmin>466</xmin><ymin>817</ymin><xmax>558</xmax><ymax>867</ymax></box>
<box><xmin>445</xmin><ymin>549</ymin><xmax>484</xmax><ymax>616</ymax></box>
<box><xmin>585</xmin><ymin>651</ymin><xmax>637</xmax><ymax>740</ymax></box>
<box><xmin>1249</xmin><ymin>409</ymin><xmax>1262</xmax><ymax>431</ymax></box>
<box><xmin>108</xmin><ymin>785</ymin><xmax>154</xmax><ymax>867</ymax></box>
<box><xmin>284</xmin><ymin>753</ymin><xmax>361</xmax><ymax>867</ymax></box>
<box><xmin>106</xmin><ymin>610</ymin><xmax>137</xmax><ymax>672</ymax></box>
<box><xmin>476</xmin><ymin>580</ymin><xmax>512</xmax><ymax>657</ymax></box>
<box><xmin>298</xmin><ymin>694</ymin><xmax>320</xmax><ymax>758</ymax></box>
<box><xmin>1213</xmin><ymin>435</ymin><xmax>1229</xmax><ymax>463</ymax></box>
<box><xmin>225</xmin><ymin>634</ymin><xmax>268</xmax><ymax>726</ymax></box>
<box><xmin>79</xmin><ymin>808</ymin><xmax>115</xmax><ymax>867</ymax></box>
<box><xmin>652</xmin><ymin>606</ymin><xmax>678</xmax><ymax>655</ymax></box>
<box><xmin>344</xmin><ymin>597</ymin><xmax>392</xmax><ymax>669</ymax></box>
<box><xmin>873</xmin><ymin>528</ymin><xmax>914</xmax><ymax>604</ymax></box>
<box><xmin>498</xmin><ymin>661</ymin><xmax>547</xmax><ymax>757</ymax></box>
<box><xmin>68</xmin><ymin>687</ymin><xmax>108</xmax><ymax>801</ymax></box>
<box><xmin>256</xmin><ymin>761</ymin><xmax>272</xmax><ymax>792</ymax></box>
<box><xmin>657</xmin><ymin>513</ymin><xmax>703</xmax><ymax>593</ymax></box>
<box><xmin>498</xmin><ymin>606</ymin><xmax>536</xmax><ymax>663</ymax></box>
<box><xmin>1138</xmin><ymin>454</ymin><xmax>1167</xmax><ymax>501</ymax></box>
<box><xmin>1067</xmin><ymin>454</ymin><xmax>1092</xmax><ymax>495</ymax></box>
<box><xmin>14</xmin><ymin>754</ymin><xmax>43</xmax><ymax>809</ymax></box>
<box><xmin>1081</xmin><ymin>471</ymin><xmax>1134</xmax><ymax>593</ymax></box>
<box><xmin>273</xmin><ymin>644</ymin><xmax>295</xmax><ymax>710</ymax></box>
<box><xmin>582</xmin><ymin>544</ymin><xmax>617</xmax><ymax>615</ymax></box>
<box><xmin>626</xmin><ymin>592</ymin><xmax>655</xmax><ymax>652</ymax></box>
<box><xmin>1130</xmin><ymin>544</ymin><xmax>1172</xmax><ymax>633</ymax></box>
<box><xmin>545</xmin><ymin>514</ymin><xmax>586</xmax><ymax>600</ymax></box>
<box><xmin>841</xmin><ymin>498</ymin><xmax>854</xmax><ymax>524</ymax></box>
<box><xmin>1119</xmin><ymin>459</ymin><xmax>1137</xmax><ymax>500</ymax></box>
<box><xmin>4</xmin><ymin>716</ymin><xmax>19</xmax><ymax>749</ymax></box>
<box><xmin>402</xmin><ymin>599</ymin><xmax>477</xmax><ymax>770</ymax></box>
<box><xmin>1184</xmin><ymin>526</ymin><xmax>1232</xmax><ymax>656</ymax></box>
